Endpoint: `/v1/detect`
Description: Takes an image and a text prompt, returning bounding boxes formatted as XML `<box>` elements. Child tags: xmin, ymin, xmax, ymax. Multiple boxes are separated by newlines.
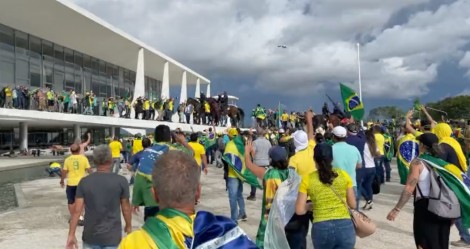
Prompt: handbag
<box><xmin>329</xmin><ymin>185</ymin><xmax>376</xmax><ymax>238</ymax></box>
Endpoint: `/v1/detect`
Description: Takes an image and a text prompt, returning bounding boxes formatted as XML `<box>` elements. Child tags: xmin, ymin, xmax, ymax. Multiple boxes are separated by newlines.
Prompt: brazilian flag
<box><xmin>420</xmin><ymin>154</ymin><xmax>470</xmax><ymax>228</ymax></box>
<box><xmin>223</xmin><ymin>136</ymin><xmax>262</xmax><ymax>189</ymax></box>
<box><xmin>396</xmin><ymin>134</ymin><xmax>419</xmax><ymax>184</ymax></box>
<box><xmin>340</xmin><ymin>83</ymin><xmax>364</xmax><ymax>121</ymax></box>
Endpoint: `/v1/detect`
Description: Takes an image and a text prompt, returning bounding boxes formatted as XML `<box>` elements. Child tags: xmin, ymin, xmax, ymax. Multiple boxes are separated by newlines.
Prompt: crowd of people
<box><xmin>0</xmin><ymin>85</ymin><xmax>233</xmax><ymax>125</ymax></box>
<box><xmin>52</xmin><ymin>99</ymin><xmax>470</xmax><ymax>249</ymax></box>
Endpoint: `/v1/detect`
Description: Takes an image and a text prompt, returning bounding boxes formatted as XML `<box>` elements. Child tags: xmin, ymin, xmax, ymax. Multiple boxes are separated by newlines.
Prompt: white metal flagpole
<box><xmin>356</xmin><ymin>43</ymin><xmax>364</xmax><ymax>127</ymax></box>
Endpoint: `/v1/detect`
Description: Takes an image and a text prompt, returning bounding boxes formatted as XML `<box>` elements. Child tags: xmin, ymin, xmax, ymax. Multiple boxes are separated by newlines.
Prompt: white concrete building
<box><xmin>0</xmin><ymin>0</ymin><xmax>218</xmax><ymax>150</ymax></box>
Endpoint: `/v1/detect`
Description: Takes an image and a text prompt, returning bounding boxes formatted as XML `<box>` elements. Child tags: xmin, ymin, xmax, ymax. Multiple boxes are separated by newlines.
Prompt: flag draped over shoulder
<box><xmin>420</xmin><ymin>154</ymin><xmax>470</xmax><ymax>228</ymax></box>
<box><xmin>397</xmin><ymin>134</ymin><xmax>420</xmax><ymax>185</ymax></box>
<box><xmin>340</xmin><ymin>83</ymin><xmax>364</xmax><ymax>121</ymax></box>
<box><xmin>223</xmin><ymin>136</ymin><xmax>263</xmax><ymax>189</ymax></box>
<box><xmin>263</xmin><ymin>169</ymin><xmax>300</xmax><ymax>249</ymax></box>
<box><xmin>200</xmin><ymin>136</ymin><xmax>217</xmax><ymax>150</ymax></box>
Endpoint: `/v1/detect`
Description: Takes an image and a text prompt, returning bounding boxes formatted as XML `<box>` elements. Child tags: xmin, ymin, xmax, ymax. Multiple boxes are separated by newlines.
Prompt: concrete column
<box><xmin>161</xmin><ymin>61</ymin><xmax>170</xmax><ymax>100</ymax></box>
<box><xmin>180</xmin><ymin>71</ymin><xmax>187</xmax><ymax>104</ymax></box>
<box><xmin>206</xmin><ymin>84</ymin><xmax>211</xmax><ymax>97</ymax></box>
<box><xmin>110</xmin><ymin>127</ymin><xmax>116</xmax><ymax>139</ymax></box>
<box><xmin>131</xmin><ymin>48</ymin><xmax>145</xmax><ymax>119</ymax></box>
<box><xmin>73</xmin><ymin>124</ymin><xmax>81</xmax><ymax>142</ymax></box>
<box><xmin>19</xmin><ymin>122</ymin><xmax>28</xmax><ymax>151</ymax></box>
<box><xmin>195</xmin><ymin>78</ymin><xmax>200</xmax><ymax>98</ymax></box>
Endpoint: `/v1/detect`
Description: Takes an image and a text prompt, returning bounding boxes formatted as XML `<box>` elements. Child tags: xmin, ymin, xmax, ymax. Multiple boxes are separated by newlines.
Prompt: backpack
<box><xmin>416</xmin><ymin>161</ymin><xmax>461</xmax><ymax>220</ymax></box>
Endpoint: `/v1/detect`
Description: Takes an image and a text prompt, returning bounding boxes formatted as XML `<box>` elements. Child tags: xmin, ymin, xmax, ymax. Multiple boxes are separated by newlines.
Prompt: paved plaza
<box><xmin>0</xmin><ymin>162</ymin><xmax>461</xmax><ymax>249</ymax></box>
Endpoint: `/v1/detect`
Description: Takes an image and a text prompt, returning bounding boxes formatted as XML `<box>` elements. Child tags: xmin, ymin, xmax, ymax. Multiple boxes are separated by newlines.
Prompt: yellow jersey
<box><xmin>281</xmin><ymin>113</ymin><xmax>289</xmax><ymax>122</ymax></box>
<box><xmin>299</xmin><ymin>169</ymin><xmax>352</xmax><ymax>223</ymax></box>
<box><xmin>109</xmin><ymin>141</ymin><xmax>123</xmax><ymax>158</ymax></box>
<box><xmin>49</xmin><ymin>162</ymin><xmax>61</xmax><ymax>169</ymax></box>
<box><xmin>4</xmin><ymin>87</ymin><xmax>11</xmax><ymax>97</ymax></box>
<box><xmin>204</xmin><ymin>102</ymin><xmax>210</xmax><ymax>113</ymax></box>
<box><xmin>374</xmin><ymin>133</ymin><xmax>385</xmax><ymax>156</ymax></box>
<box><xmin>189</xmin><ymin>142</ymin><xmax>205</xmax><ymax>166</ymax></box>
<box><xmin>63</xmin><ymin>155</ymin><xmax>90</xmax><ymax>186</ymax></box>
<box><xmin>289</xmin><ymin>114</ymin><xmax>296</xmax><ymax>122</ymax></box>
<box><xmin>289</xmin><ymin>139</ymin><xmax>317</xmax><ymax>178</ymax></box>
<box><xmin>47</xmin><ymin>91</ymin><xmax>54</xmax><ymax>100</ymax></box>
<box><xmin>132</xmin><ymin>139</ymin><xmax>143</xmax><ymax>155</ymax></box>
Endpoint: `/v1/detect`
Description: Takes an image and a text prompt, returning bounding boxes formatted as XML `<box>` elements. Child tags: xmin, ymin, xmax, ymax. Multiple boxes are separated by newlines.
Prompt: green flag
<box><xmin>420</xmin><ymin>154</ymin><xmax>470</xmax><ymax>228</ymax></box>
<box><xmin>413</xmin><ymin>98</ymin><xmax>421</xmax><ymax>112</ymax></box>
<box><xmin>340</xmin><ymin>83</ymin><xmax>364</xmax><ymax>121</ymax></box>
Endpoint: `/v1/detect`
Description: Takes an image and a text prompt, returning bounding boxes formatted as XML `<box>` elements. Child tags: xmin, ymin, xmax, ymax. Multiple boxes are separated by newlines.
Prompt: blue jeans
<box><xmin>112</xmin><ymin>158</ymin><xmax>121</xmax><ymax>174</ymax></box>
<box><xmin>360</xmin><ymin>167</ymin><xmax>376</xmax><ymax>202</ymax></box>
<box><xmin>83</xmin><ymin>243</ymin><xmax>117</xmax><ymax>249</ymax></box>
<box><xmin>375</xmin><ymin>156</ymin><xmax>385</xmax><ymax>183</ymax></box>
<box><xmin>227</xmin><ymin>177</ymin><xmax>246</xmax><ymax>222</ymax></box>
<box><xmin>353</xmin><ymin>186</ymin><xmax>359</xmax><ymax>210</ymax></box>
<box><xmin>384</xmin><ymin>158</ymin><xmax>392</xmax><ymax>181</ymax></box>
<box><xmin>312</xmin><ymin>219</ymin><xmax>356</xmax><ymax>249</ymax></box>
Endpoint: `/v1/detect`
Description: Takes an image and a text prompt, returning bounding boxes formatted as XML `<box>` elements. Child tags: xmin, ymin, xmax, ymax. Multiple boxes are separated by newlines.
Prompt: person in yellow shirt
<box><xmin>295</xmin><ymin>143</ymin><xmax>356</xmax><ymax>249</ymax></box>
<box><xmin>286</xmin><ymin>110</ymin><xmax>315</xmax><ymax>249</ymax></box>
<box><xmin>289</xmin><ymin>112</ymin><xmax>297</xmax><ymax>129</ymax></box>
<box><xmin>132</xmin><ymin>134</ymin><xmax>144</xmax><ymax>155</ymax></box>
<box><xmin>373</xmin><ymin>125</ymin><xmax>387</xmax><ymax>183</ymax></box>
<box><xmin>3</xmin><ymin>85</ymin><xmax>13</xmax><ymax>108</ymax></box>
<box><xmin>46</xmin><ymin>161</ymin><xmax>62</xmax><ymax>177</ymax></box>
<box><xmin>188</xmin><ymin>133</ymin><xmax>208</xmax><ymax>175</ymax></box>
<box><xmin>109</xmin><ymin>137</ymin><xmax>123</xmax><ymax>174</ymax></box>
<box><xmin>60</xmin><ymin>144</ymin><xmax>92</xmax><ymax>221</ymax></box>
<box><xmin>204</xmin><ymin>101</ymin><xmax>211</xmax><ymax>125</ymax></box>
<box><xmin>281</xmin><ymin>110</ymin><xmax>289</xmax><ymax>130</ymax></box>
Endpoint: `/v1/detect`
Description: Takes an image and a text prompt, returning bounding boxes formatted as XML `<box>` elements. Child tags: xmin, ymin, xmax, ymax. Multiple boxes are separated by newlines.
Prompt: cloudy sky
<box><xmin>71</xmin><ymin>0</ymin><xmax>470</xmax><ymax>115</ymax></box>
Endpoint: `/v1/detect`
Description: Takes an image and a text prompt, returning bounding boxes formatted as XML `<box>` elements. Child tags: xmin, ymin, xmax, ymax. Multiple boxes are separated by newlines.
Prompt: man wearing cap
<box><xmin>285</xmin><ymin>110</ymin><xmax>315</xmax><ymax>249</ymax></box>
<box><xmin>332</xmin><ymin>126</ymin><xmax>362</xmax><ymax>209</ymax></box>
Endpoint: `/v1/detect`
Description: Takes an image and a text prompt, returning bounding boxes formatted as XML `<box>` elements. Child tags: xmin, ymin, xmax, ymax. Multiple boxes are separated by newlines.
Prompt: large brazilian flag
<box><xmin>340</xmin><ymin>83</ymin><xmax>364</xmax><ymax>121</ymax></box>
<box><xmin>420</xmin><ymin>154</ymin><xmax>470</xmax><ymax>228</ymax></box>
<box><xmin>396</xmin><ymin>134</ymin><xmax>419</xmax><ymax>185</ymax></box>
<box><xmin>223</xmin><ymin>136</ymin><xmax>262</xmax><ymax>189</ymax></box>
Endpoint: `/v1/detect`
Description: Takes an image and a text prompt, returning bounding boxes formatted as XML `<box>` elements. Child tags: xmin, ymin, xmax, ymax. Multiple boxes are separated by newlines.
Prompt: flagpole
<box><xmin>356</xmin><ymin>43</ymin><xmax>364</xmax><ymax>127</ymax></box>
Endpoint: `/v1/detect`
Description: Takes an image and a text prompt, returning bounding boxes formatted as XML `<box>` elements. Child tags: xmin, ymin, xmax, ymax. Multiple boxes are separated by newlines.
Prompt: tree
<box><xmin>426</xmin><ymin>95</ymin><xmax>470</xmax><ymax>120</ymax></box>
<box><xmin>367</xmin><ymin>106</ymin><xmax>405</xmax><ymax>121</ymax></box>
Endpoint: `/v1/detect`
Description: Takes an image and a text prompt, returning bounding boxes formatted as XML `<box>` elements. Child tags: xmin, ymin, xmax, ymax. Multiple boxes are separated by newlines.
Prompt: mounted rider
<box><xmin>254</xmin><ymin>104</ymin><xmax>267</xmax><ymax>127</ymax></box>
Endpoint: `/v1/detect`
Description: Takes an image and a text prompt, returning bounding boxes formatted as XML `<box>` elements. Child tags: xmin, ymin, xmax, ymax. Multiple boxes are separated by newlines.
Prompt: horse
<box><xmin>187</xmin><ymin>98</ymin><xmax>202</xmax><ymax>124</ymax></box>
<box><xmin>207</xmin><ymin>97</ymin><xmax>221</xmax><ymax>126</ymax></box>
<box><xmin>227</xmin><ymin>106</ymin><xmax>245</xmax><ymax>128</ymax></box>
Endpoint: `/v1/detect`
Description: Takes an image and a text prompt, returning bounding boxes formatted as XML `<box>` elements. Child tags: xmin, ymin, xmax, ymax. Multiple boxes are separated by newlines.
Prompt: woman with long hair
<box><xmin>244</xmin><ymin>138</ymin><xmax>292</xmax><ymax>249</ymax></box>
<box><xmin>387</xmin><ymin>133</ymin><xmax>452</xmax><ymax>249</ymax></box>
<box><xmin>295</xmin><ymin>143</ymin><xmax>356</xmax><ymax>249</ymax></box>
<box><xmin>361</xmin><ymin>129</ymin><xmax>380</xmax><ymax>210</ymax></box>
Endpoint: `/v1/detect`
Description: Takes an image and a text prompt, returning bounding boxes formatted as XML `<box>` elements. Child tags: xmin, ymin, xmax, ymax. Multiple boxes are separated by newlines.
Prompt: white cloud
<box><xmin>71</xmin><ymin>0</ymin><xmax>470</xmax><ymax>99</ymax></box>
<box><xmin>460</xmin><ymin>51</ymin><xmax>470</xmax><ymax>77</ymax></box>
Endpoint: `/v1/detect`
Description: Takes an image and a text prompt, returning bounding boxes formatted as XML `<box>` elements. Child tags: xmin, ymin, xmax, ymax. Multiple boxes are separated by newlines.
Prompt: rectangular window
<box><xmin>15</xmin><ymin>31</ymin><xmax>29</xmax><ymax>84</ymax></box>
<box><xmin>0</xmin><ymin>24</ymin><xmax>15</xmax><ymax>85</ymax></box>
<box><xmin>53</xmin><ymin>44</ymin><xmax>64</xmax><ymax>91</ymax></box>
<box><xmin>29</xmin><ymin>36</ymin><xmax>42</xmax><ymax>87</ymax></box>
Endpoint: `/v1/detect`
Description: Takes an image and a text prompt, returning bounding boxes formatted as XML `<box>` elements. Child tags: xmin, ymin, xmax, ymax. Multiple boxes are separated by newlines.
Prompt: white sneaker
<box><xmin>451</xmin><ymin>240</ymin><xmax>470</xmax><ymax>248</ymax></box>
<box><xmin>363</xmin><ymin>201</ymin><xmax>373</xmax><ymax>210</ymax></box>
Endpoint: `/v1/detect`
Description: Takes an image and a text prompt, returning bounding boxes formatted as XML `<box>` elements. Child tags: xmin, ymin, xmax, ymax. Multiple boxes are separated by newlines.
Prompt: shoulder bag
<box><xmin>329</xmin><ymin>185</ymin><xmax>376</xmax><ymax>238</ymax></box>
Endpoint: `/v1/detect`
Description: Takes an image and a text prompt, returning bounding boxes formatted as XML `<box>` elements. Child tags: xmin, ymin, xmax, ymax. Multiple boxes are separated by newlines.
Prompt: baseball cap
<box><xmin>228</xmin><ymin>128</ymin><xmax>238</xmax><ymax>137</ymax></box>
<box><xmin>332</xmin><ymin>126</ymin><xmax>347</xmax><ymax>138</ymax></box>
<box><xmin>269</xmin><ymin>146</ymin><xmax>288</xmax><ymax>162</ymax></box>
<box><xmin>279</xmin><ymin>128</ymin><xmax>285</xmax><ymax>134</ymax></box>
<box><xmin>346</xmin><ymin>123</ymin><xmax>358</xmax><ymax>135</ymax></box>
<box><xmin>293</xmin><ymin>130</ymin><xmax>308</xmax><ymax>152</ymax></box>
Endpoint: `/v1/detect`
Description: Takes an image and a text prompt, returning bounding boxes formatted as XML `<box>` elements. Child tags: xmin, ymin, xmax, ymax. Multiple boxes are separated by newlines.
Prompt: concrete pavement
<box><xmin>0</xmin><ymin>163</ymin><xmax>461</xmax><ymax>249</ymax></box>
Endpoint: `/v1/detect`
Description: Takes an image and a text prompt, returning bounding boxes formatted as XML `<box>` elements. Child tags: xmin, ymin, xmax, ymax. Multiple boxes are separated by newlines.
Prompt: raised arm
<box><xmin>305</xmin><ymin>110</ymin><xmax>314</xmax><ymax>141</ymax></box>
<box><xmin>405</xmin><ymin>110</ymin><xmax>418</xmax><ymax>135</ymax></box>
<box><xmin>244</xmin><ymin>138</ymin><xmax>266</xmax><ymax>180</ymax></box>
<box><xmin>421</xmin><ymin>105</ymin><xmax>436</xmax><ymax>129</ymax></box>
<box><xmin>81</xmin><ymin>133</ymin><xmax>91</xmax><ymax>147</ymax></box>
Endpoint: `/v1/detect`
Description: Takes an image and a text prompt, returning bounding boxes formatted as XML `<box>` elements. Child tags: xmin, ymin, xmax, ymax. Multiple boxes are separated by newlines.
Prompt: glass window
<box><xmin>42</xmin><ymin>41</ymin><xmax>53</xmax><ymax>88</ymax></box>
<box><xmin>53</xmin><ymin>45</ymin><xmax>64</xmax><ymax>91</ymax></box>
<box><xmin>29</xmin><ymin>36</ymin><xmax>41</xmax><ymax>87</ymax></box>
<box><xmin>74</xmin><ymin>52</ymin><xmax>83</xmax><ymax>93</ymax></box>
<box><xmin>0</xmin><ymin>24</ymin><xmax>15</xmax><ymax>84</ymax></box>
<box><xmin>64</xmin><ymin>48</ymin><xmax>73</xmax><ymax>64</ymax></box>
<box><xmin>15</xmin><ymin>31</ymin><xmax>29</xmax><ymax>84</ymax></box>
